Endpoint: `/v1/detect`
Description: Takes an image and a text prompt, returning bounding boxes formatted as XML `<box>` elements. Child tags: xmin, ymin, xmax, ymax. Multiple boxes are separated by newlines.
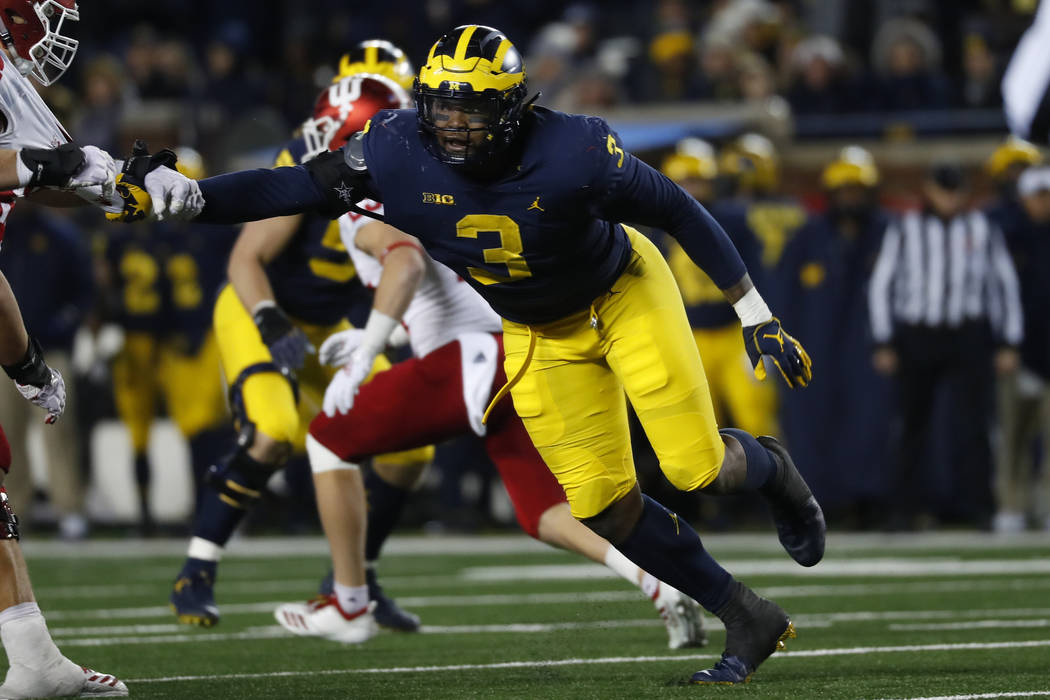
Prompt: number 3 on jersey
<box><xmin>456</xmin><ymin>214</ymin><xmax>532</xmax><ymax>286</ymax></box>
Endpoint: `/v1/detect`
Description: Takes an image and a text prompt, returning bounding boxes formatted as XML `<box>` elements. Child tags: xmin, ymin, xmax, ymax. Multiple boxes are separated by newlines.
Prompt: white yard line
<box><xmin>18</xmin><ymin>532</ymin><xmax>1050</xmax><ymax>559</ymax></box>
<box><xmin>888</xmin><ymin>619</ymin><xmax>1050</xmax><ymax>631</ymax></box>
<box><xmin>872</xmin><ymin>693</ymin><xmax>1050</xmax><ymax>700</ymax></box>
<box><xmin>122</xmin><ymin>639</ymin><xmax>1050</xmax><ymax>684</ymax></box>
<box><xmin>462</xmin><ymin>558</ymin><xmax>1050</xmax><ymax>581</ymax></box>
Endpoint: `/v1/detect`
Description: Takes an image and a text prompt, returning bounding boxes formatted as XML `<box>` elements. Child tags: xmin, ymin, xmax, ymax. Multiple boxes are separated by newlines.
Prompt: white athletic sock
<box><xmin>333</xmin><ymin>582</ymin><xmax>369</xmax><ymax>615</ymax></box>
<box><xmin>603</xmin><ymin>546</ymin><xmax>661</xmax><ymax>600</ymax></box>
<box><xmin>0</xmin><ymin>607</ymin><xmax>64</xmax><ymax>669</ymax></box>
<box><xmin>187</xmin><ymin>536</ymin><xmax>224</xmax><ymax>562</ymax></box>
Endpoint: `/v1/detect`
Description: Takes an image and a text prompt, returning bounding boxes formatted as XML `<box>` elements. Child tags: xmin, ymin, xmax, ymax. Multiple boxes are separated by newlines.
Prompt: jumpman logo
<box><xmin>762</xmin><ymin>327</ymin><xmax>786</xmax><ymax>352</ymax></box>
<box><xmin>527</xmin><ymin>196</ymin><xmax>545</xmax><ymax>212</ymax></box>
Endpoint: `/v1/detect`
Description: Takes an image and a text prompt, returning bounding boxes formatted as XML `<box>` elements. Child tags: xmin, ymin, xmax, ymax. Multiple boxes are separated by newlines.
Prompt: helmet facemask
<box><xmin>0</xmin><ymin>0</ymin><xmax>78</xmax><ymax>86</ymax></box>
<box><xmin>416</xmin><ymin>83</ymin><xmax>527</xmax><ymax>168</ymax></box>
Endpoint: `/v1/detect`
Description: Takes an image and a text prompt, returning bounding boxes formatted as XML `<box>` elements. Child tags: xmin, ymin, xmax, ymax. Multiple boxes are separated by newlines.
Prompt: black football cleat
<box><xmin>691</xmin><ymin>581</ymin><xmax>795</xmax><ymax>685</ymax></box>
<box><xmin>756</xmin><ymin>435</ymin><xmax>826</xmax><ymax>567</ymax></box>
<box><xmin>170</xmin><ymin>567</ymin><xmax>219</xmax><ymax>627</ymax></box>
<box><xmin>367</xmin><ymin>568</ymin><xmax>420</xmax><ymax>632</ymax></box>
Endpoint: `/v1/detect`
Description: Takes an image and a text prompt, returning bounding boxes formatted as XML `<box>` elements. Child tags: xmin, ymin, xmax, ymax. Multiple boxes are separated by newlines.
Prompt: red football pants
<box><xmin>309</xmin><ymin>335</ymin><xmax>566</xmax><ymax>538</ymax></box>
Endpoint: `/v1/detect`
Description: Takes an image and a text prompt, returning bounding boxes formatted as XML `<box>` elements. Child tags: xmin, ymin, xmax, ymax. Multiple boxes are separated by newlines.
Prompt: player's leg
<box><xmin>0</xmin><ymin>425</ymin><xmax>127</xmax><ymax>698</ymax></box>
<box><xmin>171</xmin><ymin>286</ymin><xmax>301</xmax><ymax>626</ymax></box>
<box><xmin>574</xmin><ymin>229</ymin><xmax>799</xmax><ymax>683</ymax></box>
<box><xmin>159</xmin><ymin>333</ymin><xmax>231</xmax><ymax>507</ymax></box>
<box><xmin>483</xmin><ymin>404</ymin><xmax>706</xmax><ymax>649</ymax></box>
<box><xmin>110</xmin><ymin>331</ymin><xmax>159</xmax><ymax>534</ymax></box>
<box><xmin>285</xmin><ymin>344</ymin><xmax>468</xmax><ymax>640</ymax></box>
<box><xmin>603</xmin><ymin>228</ymin><xmax>823</xmax><ymax>567</ymax></box>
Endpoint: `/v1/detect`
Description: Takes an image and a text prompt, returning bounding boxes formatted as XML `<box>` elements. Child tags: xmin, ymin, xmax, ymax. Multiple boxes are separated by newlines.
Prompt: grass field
<box><xmin>10</xmin><ymin>531</ymin><xmax>1050</xmax><ymax>699</ymax></box>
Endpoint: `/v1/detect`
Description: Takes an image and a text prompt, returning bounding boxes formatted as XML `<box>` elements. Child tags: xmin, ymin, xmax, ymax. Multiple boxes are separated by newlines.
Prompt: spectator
<box><xmin>72</xmin><ymin>55</ymin><xmax>129</xmax><ymax>155</ymax></box>
<box><xmin>786</xmin><ymin>35</ymin><xmax>861</xmax><ymax>114</ymax></box>
<box><xmin>870</xmin><ymin>18</ymin><xmax>951</xmax><ymax>111</ymax></box>
<box><xmin>776</xmin><ymin>147</ymin><xmax>892</xmax><ymax>522</ymax></box>
<box><xmin>954</xmin><ymin>32</ymin><xmax>1001</xmax><ymax>110</ymax></box>
<box><xmin>0</xmin><ymin>207</ymin><xmax>93</xmax><ymax>540</ymax></box>
<box><xmin>991</xmin><ymin>166</ymin><xmax>1050</xmax><ymax>533</ymax></box>
<box><xmin>869</xmin><ymin>162</ymin><xmax>1023</xmax><ymax>530</ymax></box>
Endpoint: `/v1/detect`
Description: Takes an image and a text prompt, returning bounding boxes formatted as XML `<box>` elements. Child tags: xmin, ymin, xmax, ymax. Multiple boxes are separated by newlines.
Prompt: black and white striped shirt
<box><xmin>1004</xmin><ymin>0</ymin><xmax>1050</xmax><ymax>142</ymax></box>
<box><xmin>868</xmin><ymin>210</ymin><xmax>1024</xmax><ymax>345</ymax></box>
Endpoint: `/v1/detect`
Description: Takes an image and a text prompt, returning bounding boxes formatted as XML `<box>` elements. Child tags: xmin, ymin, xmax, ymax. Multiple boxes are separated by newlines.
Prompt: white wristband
<box><xmin>357</xmin><ymin>309</ymin><xmax>400</xmax><ymax>357</ymax></box>
<box><xmin>733</xmin><ymin>287</ymin><xmax>773</xmax><ymax>327</ymax></box>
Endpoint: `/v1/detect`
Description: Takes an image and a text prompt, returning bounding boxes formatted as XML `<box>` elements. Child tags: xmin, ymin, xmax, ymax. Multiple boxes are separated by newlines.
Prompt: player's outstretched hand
<box><xmin>318</xmin><ymin>329</ymin><xmax>366</xmax><ymax>367</ymax></box>
<box><xmin>2</xmin><ymin>338</ymin><xmax>66</xmax><ymax>424</ymax></box>
<box><xmin>322</xmin><ymin>352</ymin><xmax>373</xmax><ymax>417</ymax></box>
<box><xmin>252</xmin><ymin>302</ymin><xmax>314</xmax><ymax>370</ymax></box>
<box><xmin>742</xmin><ymin>317</ymin><xmax>812</xmax><ymax>388</ymax></box>
<box><xmin>106</xmin><ymin>140</ymin><xmax>204</xmax><ymax>223</ymax></box>
<box><xmin>67</xmin><ymin>145</ymin><xmax>118</xmax><ymax>196</ymax></box>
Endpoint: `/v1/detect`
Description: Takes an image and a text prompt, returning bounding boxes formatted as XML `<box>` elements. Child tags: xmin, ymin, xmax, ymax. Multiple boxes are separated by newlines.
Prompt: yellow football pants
<box><xmin>502</xmin><ymin>227</ymin><xmax>725</xmax><ymax>519</ymax></box>
<box><xmin>112</xmin><ymin>331</ymin><xmax>228</xmax><ymax>452</ymax></box>
<box><xmin>213</xmin><ymin>285</ymin><xmax>431</xmax><ymax>464</ymax></box>
<box><xmin>693</xmin><ymin>324</ymin><xmax>778</xmax><ymax>437</ymax></box>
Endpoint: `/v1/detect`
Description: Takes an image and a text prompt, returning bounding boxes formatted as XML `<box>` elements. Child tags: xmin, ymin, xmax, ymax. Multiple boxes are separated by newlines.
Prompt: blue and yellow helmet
<box><xmin>335</xmin><ymin>39</ymin><xmax>414</xmax><ymax>90</ymax></box>
<box><xmin>414</xmin><ymin>25</ymin><xmax>529</xmax><ymax>167</ymax></box>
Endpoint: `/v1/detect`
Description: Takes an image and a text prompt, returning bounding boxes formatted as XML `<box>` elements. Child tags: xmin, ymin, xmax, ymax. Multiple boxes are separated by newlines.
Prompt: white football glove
<box><xmin>322</xmin><ymin>349</ymin><xmax>375</xmax><ymax>417</ymax></box>
<box><xmin>318</xmin><ymin>329</ymin><xmax>365</xmax><ymax>367</ymax></box>
<box><xmin>66</xmin><ymin>145</ymin><xmax>117</xmax><ymax>196</ymax></box>
<box><xmin>15</xmin><ymin>367</ymin><xmax>66</xmax><ymax>424</ymax></box>
<box><xmin>73</xmin><ymin>181</ymin><xmax>124</xmax><ymax>214</ymax></box>
<box><xmin>145</xmin><ymin>166</ymin><xmax>205</xmax><ymax>221</ymax></box>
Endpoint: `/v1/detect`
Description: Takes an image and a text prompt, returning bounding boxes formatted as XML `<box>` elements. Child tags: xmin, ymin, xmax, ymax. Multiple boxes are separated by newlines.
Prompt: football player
<box><xmin>0</xmin><ymin>1</ymin><xmax>128</xmax><ymax>696</ymax></box>
<box><xmin>719</xmin><ymin>133</ymin><xmax>806</xmax><ymax>270</ymax></box>
<box><xmin>168</xmin><ymin>44</ymin><xmax>431</xmax><ymax>632</ymax></box>
<box><xmin>272</xmin><ymin>122</ymin><xmax>705</xmax><ymax>648</ymax></box>
<box><xmin>99</xmin><ymin>148</ymin><xmax>236</xmax><ymax>529</ymax></box>
<box><xmin>130</xmin><ymin>25</ymin><xmax>823</xmax><ymax>686</ymax></box>
<box><xmin>660</xmin><ymin>139</ymin><xmax>777</xmax><ymax>438</ymax></box>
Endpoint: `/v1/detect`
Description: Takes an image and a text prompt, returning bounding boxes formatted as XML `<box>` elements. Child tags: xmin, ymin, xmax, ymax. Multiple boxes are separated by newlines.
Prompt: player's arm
<box><xmin>594</xmin><ymin>134</ymin><xmax>811</xmax><ymax>387</ymax></box>
<box><xmin>0</xmin><ymin>145</ymin><xmax>116</xmax><ymax>195</ymax></box>
<box><xmin>227</xmin><ymin>212</ymin><xmax>314</xmax><ymax>370</ymax></box>
<box><xmin>319</xmin><ymin>221</ymin><xmax>425</xmax><ymax>417</ymax></box>
<box><xmin>0</xmin><ymin>271</ymin><xmax>65</xmax><ymax>423</ymax></box>
<box><xmin>196</xmin><ymin>137</ymin><xmax>379</xmax><ymax>225</ymax></box>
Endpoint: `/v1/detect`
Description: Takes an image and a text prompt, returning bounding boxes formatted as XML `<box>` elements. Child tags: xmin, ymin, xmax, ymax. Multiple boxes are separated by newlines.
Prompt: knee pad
<box><xmin>227</xmin><ymin>362</ymin><xmax>300</xmax><ymax>450</ymax></box>
<box><xmin>205</xmin><ymin>449</ymin><xmax>275</xmax><ymax>510</ymax></box>
<box><xmin>1</xmin><ymin>488</ymin><xmax>19</xmax><ymax>541</ymax></box>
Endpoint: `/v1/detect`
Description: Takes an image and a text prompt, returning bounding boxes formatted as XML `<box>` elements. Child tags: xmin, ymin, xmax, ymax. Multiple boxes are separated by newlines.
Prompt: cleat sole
<box><xmin>170</xmin><ymin>604</ymin><xmax>218</xmax><ymax>628</ymax></box>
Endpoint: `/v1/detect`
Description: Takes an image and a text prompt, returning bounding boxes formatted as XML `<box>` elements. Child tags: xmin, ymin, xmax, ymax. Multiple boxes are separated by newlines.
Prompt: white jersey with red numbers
<box><xmin>0</xmin><ymin>49</ymin><xmax>71</xmax><ymax>242</ymax></box>
<box><xmin>339</xmin><ymin>200</ymin><xmax>502</xmax><ymax>359</ymax></box>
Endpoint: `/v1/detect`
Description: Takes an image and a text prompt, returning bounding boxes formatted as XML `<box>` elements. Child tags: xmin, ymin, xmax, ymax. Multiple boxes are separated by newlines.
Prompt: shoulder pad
<box><xmin>343</xmin><ymin>132</ymin><xmax>368</xmax><ymax>172</ymax></box>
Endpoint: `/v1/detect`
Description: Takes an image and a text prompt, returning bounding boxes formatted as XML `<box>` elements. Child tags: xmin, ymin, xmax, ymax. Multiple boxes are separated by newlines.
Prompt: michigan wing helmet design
<box><xmin>302</xmin><ymin>73</ymin><xmax>410</xmax><ymax>161</ymax></box>
<box><xmin>335</xmin><ymin>39</ymin><xmax>415</xmax><ymax>90</ymax></box>
<box><xmin>414</xmin><ymin>24</ymin><xmax>529</xmax><ymax>167</ymax></box>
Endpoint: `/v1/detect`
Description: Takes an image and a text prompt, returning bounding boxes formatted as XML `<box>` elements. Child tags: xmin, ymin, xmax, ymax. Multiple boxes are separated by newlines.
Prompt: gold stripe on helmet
<box><xmin>454</xmin><ymin>25</ymin><xmax>478</xmax><ymax>61</ymax></box>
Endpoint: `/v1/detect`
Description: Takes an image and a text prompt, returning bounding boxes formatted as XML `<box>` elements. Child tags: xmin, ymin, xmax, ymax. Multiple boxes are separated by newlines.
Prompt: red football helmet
<box><xmin>301</xmin><ymin>73</ymin><xmax>410</xmax><ymax>161</ymax></box>
<box><xmin>0</xmin><ymin>0</ymin><xmax>78</xmax><ymax>85</ymax></box>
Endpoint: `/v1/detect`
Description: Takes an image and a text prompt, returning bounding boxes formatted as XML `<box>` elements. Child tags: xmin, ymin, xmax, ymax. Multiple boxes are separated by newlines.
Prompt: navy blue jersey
<box><xmin>360</xmin><ymin>107</ymin><xmax>746</xmax><ymax>325</ymax></box>
<box><xmin>266</xmin><ymin>138</ymin><xmax>370</xmax><ymax>326</ymax></box>
<box><xmin>102</xmin><ymin>226</ymin><xmax>172</xmax><ymax>335</ymax></box>
<box><xmin>153</xmin><ymin>220</ymin><xmax>238</xmax><ymax>353</ymax></box>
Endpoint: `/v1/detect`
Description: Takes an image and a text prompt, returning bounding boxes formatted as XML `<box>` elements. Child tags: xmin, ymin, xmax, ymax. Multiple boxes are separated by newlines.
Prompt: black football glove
<box><xmin>742</xmin><ymin>317</ymin><xmax>812</xmax><ymax>388</ymax></box>
<box><xmin>253</xmin><ymin>304</ymin><xmax>314</xmax><ymax>370</ymax></box>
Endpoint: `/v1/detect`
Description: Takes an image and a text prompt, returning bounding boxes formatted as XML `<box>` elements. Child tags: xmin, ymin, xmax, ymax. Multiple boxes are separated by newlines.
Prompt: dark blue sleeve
<box><xmin>594</xmin><ymin>152</ymin><xmax>747</xmax><ymax>289</ymax></box>
<box><xmin>196</xmin><ymin>165</ymin><xmax>327</xmax><ymax>225</ymax></box>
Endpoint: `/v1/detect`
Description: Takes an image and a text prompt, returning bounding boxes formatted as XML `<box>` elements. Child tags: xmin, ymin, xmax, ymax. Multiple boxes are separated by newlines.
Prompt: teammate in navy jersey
<box><xmin>129</xmin><ymin>25</ymin><xmax>823</xmax><ymax>686</ymax></box>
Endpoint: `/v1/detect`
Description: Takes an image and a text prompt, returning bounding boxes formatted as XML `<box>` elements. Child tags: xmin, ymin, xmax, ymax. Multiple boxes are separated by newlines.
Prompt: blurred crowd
<box><xmin>4</xmin><ymin>0</ymin><xmax>1049</xmax><ymax>539</ymax></box>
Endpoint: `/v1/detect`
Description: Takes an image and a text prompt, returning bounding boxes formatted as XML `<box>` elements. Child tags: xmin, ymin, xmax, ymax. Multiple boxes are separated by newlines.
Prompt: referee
<box><xmin>868</xmin><ymin>163</ymin><xmax>1023</xmax><ymax>530</ymax></box>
